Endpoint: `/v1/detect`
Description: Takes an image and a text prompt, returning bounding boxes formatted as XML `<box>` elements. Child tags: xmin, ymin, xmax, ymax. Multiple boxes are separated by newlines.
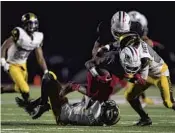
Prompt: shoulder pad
<box><xmin>11</xmin><ymin>28</ymin><xmax>20</xmax><ymax>42</ymax></box>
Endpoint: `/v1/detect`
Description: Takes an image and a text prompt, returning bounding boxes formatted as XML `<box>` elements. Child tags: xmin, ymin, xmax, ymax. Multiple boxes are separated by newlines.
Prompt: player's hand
<box><xmin>3</xmin><ymin>62</ymin><xmax>10</xmax><ymax>72</ymax></box>
<box><xmin>134</xmin><ymin>74</ymin><xmax>146</xmax><ymax>85</ymax></box>
<box><xmin>96</xmin><ymin>74</ymin><xmax>112</xmax><ymax>83</ymax></box>
<box><xmin>43</xmin><ymin>71</ymin><xmax>57</xmax><ymax>81</ymax></box>
<box><xmin>1</xmin><ymin>58</ymin><xmax>9</xmax><ymax>72</ymax></box>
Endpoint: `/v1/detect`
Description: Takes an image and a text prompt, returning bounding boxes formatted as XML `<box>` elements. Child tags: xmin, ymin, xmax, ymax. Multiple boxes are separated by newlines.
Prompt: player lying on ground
<box><xmin>1</xmin><ymin>13</ymin><xmax>51</xmax><ymax>106</ymax></box>
<box><xmin>119</xmin><ymin>33</ymin><xmax>175</xmax><ymax>126</ymax></box>
<box><xmin>93</xmin><ymin>11</ymin><xmax>154</xmax><ymax>105</ymax></box>
<box><xmin>17</xmin><ymin>72</ymin><xmax>120</xmax><ymax>126</ymax></box>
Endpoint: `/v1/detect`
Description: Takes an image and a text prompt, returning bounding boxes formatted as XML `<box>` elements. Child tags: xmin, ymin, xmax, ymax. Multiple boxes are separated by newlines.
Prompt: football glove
<box><xmin>43</xmin><ymin>71</ymin><xmax>57</xmax><ymax>81</ymax></box>
<box><xmin>96</xmin><ymin>74</ymin><xmax>112</xmax><ymax>83</ymax></box>
<box><xmin>1</xmin><ymin>58</ymin><xmax>9</xmax><ymax>72</ymax></box>
<box><xmin>134</xmin><ymin>74</ymin><xmax>146</xmax><ymax>85</ymax></box>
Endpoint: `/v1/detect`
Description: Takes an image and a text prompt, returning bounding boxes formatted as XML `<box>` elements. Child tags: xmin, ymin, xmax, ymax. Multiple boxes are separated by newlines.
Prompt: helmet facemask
<box><xmin>100</xmin><ymin>100</ymin><xmax>120</xmax><ymax>126</ymax></box>
<box><xmin>25</xmin><ymin>19</ymin><xmax>39</xmax><ymax>33</ymax></box>
<box><xmin>120</xmin><ymin>46</ymin><xmax>141</xmax><ymax>75</ymax></box>
<box><xmin>111</xmin><ymin>11</ymin><xmax>131</xmax><ymax>40</ymax></box>
<box><xmin>22</xmin><ymin>13</ymin><xmax>39</xmax><ymax>33</ymax></box>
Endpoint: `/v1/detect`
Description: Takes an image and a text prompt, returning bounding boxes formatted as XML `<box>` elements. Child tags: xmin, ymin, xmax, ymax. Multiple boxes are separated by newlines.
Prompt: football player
<box><xmin>119</xmin><ymin>34</ymin><xmax>175</xmax><ymax>126</ymax></box>
<box><xmin>95</xmin><ymin>11</ymin><xmax>153</xmax><ymax>105</ymax></box>
<box><xmin>18</xmin><ymin>72</ymin><xmax>120</xmax><ymax>126</ymax></box>
<box><xmin>1</xmin><ymin>13</ymin><xmax>51</xmax><ymax>106</ymax></box>
<box><xmin>128</xmin><ymin>10</ymin><xmax>175</xmax><ymax>83</ymax></box>
<box><xmin>59</xmin><ymin>57</ymin><xmax>127</xmax><ymax>102</ymax></box>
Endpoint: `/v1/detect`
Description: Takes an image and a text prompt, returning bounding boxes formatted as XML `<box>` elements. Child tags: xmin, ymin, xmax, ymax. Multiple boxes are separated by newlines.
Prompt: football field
<box><xmin>1</xmin><ymin>86</ymin><xmax>175</xmax><ymax>133</ymax></box>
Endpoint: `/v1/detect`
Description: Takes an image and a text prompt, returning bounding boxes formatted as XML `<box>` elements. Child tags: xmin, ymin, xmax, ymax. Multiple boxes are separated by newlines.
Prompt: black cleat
<box><xmin>31</xmin><ymin>103</ymin><xmax>51</xmax><ymax>119</ymax></box>
<box><xmin>15</xmin><ymin>97</ymin><xmax>29</xmax><ymax>108</ymax></box>
<box><xmin>134</xmin><ymin>117</ymin><xmax>152</xmax><ymax>126</ymax></box>
<box><xmin>15</xmin><ymin>97</ymin><xmax>39</xmax><ymax>115</ymax></box>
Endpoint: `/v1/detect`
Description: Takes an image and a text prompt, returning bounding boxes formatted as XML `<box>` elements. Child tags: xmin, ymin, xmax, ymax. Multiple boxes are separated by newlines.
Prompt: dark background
<box><xmin>1</xmin><ymin>1</ymin><xmax>175</xmax><ymax>84</ymax></box>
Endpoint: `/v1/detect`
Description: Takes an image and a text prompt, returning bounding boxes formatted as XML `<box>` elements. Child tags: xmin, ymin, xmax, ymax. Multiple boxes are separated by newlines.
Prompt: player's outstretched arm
<box><xmin>35</xmin><ymin>45</ymin><xmax>48</xmax><ymax>74</ymax></box>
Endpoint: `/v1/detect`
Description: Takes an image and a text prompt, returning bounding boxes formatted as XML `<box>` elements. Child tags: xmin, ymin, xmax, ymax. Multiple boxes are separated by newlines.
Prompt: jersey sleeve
<box><xmin>36</xmin><ymin>32</ymin><xmax>44</xmax><ymax>47</ymax></box>
<box><xmin>11</xmin><ymin>28</ymin><xmax>20</xmax><ymax>42</ymax></box>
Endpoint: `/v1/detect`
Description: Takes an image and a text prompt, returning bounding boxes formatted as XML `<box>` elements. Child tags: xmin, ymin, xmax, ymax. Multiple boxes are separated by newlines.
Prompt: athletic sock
<box><xmin>128</xmin><ymin>97</ymin><xmax>149</xmax><ymax>119</ymax></box>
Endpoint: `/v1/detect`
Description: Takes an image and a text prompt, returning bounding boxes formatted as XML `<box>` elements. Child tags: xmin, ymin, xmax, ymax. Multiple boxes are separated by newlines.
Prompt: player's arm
<box><xmin>1</xmin><ymin>37</ymin><xmax>13</xmax><ymax>58</ymax></box>
<box><xmin>1</xmin><ymin>28</ymin><xmax>19</xmax><ymax>70</ymax></box>
<box><xmin>85</xmin><ymin>58</ymin><xmax>99</xmax><ymax>77</ymax></box>
<box><xmin>92</xmin><ymin>40</ymin><xmax>102</xmax><ymax>57</ymax></box>
<box><xmin>1</xmin><ymin>28</ymin><xmax>19</xmax><ymax>59</ymax></box>
<box><xmin>1</xmin><ymin>37</ymin><xmax>13</xmax><ymax>71</ymax></box>
<box><xmin>142</xmin><ymin>35</ymin><xmax>153</xmax><ymax>47</ymax></box>
<box><xmin>35</xmin><ymin>44</ymin><xmax>48</xmax><ymax>74</ymax></box>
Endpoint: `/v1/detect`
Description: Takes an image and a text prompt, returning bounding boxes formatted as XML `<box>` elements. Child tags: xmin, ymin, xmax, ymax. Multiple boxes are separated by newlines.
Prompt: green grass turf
<box><xmin>1</xmin><ymin>86</ymin><xmax>175</xmax><ymax>133</ymax></box>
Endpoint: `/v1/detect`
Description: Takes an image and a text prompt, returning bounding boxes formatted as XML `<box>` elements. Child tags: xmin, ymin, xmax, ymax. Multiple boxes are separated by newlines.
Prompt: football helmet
<box><xmin>119</xmin><ymin>32</ymin><xmax>140</xmax><ymax>50</ymax></box>
<box><xmin>128</xmin><ymin>11</ymin><xmax>148</xmax><ymax>35</ymax></box>
<box><xmin>111</xmin><ymin>11</ymin><xmax>131</xmax><ymax>40</ymax></box>
<box><xmin>21</xmin><ymin>12</ymin><xmax>39</xmax><ymax>33</ymax></box>
<box><xmin>120</xmin><ymin>46</ymin><xmax>141</xmax><ymax>74</ymax></box>
<box><xmin>101</xmin><ymin>100</ymin><xmax>120</xmax><ymax>126</ymax></box>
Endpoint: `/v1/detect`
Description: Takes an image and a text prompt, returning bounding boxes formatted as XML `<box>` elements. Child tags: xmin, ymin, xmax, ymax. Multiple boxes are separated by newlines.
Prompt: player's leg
<box><xmin>156</xmin><ymin>76</ymin><xmax>175</xmax><ymax>110</ymax></box>
<box><xmin>125</xmin><ymin>82</ymin><xmax>152</xmax><ymax>126</ymax></box>
<box><xmin>59</xmin><ymin>71</ymin><xmax>95</xmax><ymax>97</ymax></box>
<box><xmin>9</xmin><ymin>64</ymin><xmax>30</xmax><ymax>101</ymax></box>
<box><xmin>32</xmin><ymin>72</ymin><xmax>68</xmax><ymax>124</ymax></box>
<box><xmin>140</xmin><ymin>92</ymin><xmax>154</xmax><ymax>105</ymax></box>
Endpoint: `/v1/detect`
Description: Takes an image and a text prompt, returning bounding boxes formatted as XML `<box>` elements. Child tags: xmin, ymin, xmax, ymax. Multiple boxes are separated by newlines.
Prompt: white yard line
<box><xmin>1</xmin><ymin>128</ymin><xmax>175</xmax><ymax>133</ymax></box>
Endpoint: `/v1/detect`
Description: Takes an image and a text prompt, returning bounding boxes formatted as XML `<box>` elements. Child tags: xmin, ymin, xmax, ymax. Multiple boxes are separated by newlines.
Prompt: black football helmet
<box><xmin>21</xmin><ymin>12</ymin><xmax>39</xmax><ymax>33</ymax></box>
<box><xmin>100</xmin><ymin>100</ymin><xmax>120</xmax><ymax>126</ymax></box>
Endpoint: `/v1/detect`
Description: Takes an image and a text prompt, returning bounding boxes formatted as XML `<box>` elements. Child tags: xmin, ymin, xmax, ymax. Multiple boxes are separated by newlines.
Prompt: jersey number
<box><xmin>146</xmin><ymin>44</ymin><xmax>161</xmax><ymax>63</ymax></box>
<box><xmin>14</xmin><ymin>51</ymin><xmax>30</xmax><ymax>60</ymax></box>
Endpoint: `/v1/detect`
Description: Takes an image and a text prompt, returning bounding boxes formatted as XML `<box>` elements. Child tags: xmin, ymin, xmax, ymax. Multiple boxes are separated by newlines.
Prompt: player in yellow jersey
<box><xmin>119</xmin><ymin>34</ymin><xmax>175</xmax><ymax>126</ymax></box>
<box><xmin>1</xmin><ymin>13</ymin><xmax>51</xmax><ymax>107</ymax></box>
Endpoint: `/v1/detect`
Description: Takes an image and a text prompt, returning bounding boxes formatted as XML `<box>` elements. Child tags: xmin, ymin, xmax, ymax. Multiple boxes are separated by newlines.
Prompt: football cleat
<box><xmin>31</xmin><ymin>103</ymin><xmax>51</xmax><ymax>119</ymax></box>
<box><xmin>15</xmin><ymin>97</ymin><xmax>41</xmax><ymax>115</ymax></box>
<box><xmin>15</xmin><ymin>97</ymin><xmax>29</xmax><ymax>108</ymax></box>
<box><xmin>134</xmin><ymin>117</ymin><xmax>152</xmax><ymax>126</ymax></box>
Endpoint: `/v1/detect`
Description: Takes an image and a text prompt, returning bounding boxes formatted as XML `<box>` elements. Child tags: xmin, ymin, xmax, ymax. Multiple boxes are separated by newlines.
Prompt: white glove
<box><xmin>1</xmin><ymin>58</ymin><xmax>10</xmax><ymax>72</ymax></box>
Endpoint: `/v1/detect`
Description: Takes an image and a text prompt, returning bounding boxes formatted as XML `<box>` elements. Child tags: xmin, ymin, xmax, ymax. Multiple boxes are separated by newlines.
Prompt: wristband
<box><xmin>89</xmin><ymin>67</ymin><xmax>99</xmax><ymax>77</ymax></box>
<box><xmin>1</xmin><ymin>58</ymin><xmax>6</xmax><ymax>66</ymax></box>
